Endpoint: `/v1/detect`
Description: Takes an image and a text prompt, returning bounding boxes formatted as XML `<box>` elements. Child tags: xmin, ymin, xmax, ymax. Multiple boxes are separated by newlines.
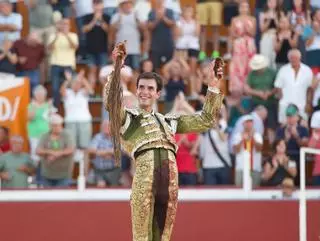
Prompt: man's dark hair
<box><xmin>136</xmin><ymin>72</ymin><xmax>163</xmax><ymax>92</ymax></box>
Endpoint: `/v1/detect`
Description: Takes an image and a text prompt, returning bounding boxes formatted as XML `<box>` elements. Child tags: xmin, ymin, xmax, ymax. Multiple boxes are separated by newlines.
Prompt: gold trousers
<box><xmin>130</xmin><ymin>148</ymin><xmax>179</xmax><ymax>241</ymax></box>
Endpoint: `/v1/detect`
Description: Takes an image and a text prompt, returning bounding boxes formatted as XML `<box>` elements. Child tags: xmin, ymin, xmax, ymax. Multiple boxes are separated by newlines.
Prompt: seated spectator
<box><xmin>175</xmin><ymin>5</ymin><xmax>200</xmax><ymax>77</ymax></box>
<box><xmin>229</xmin><ymin>1</ymin><xmax>256</xmax><ymax>99</ymax></box>
<box><xmin>246</xmin><ymin>55</ymin><xmax>277</xmax><ymax>143</ymax></box>
<box><xmin>47</xmin><ymin>18</ymin><xmax>78</xmax><ymax>107</ymax></box>
<box><xmin>172</xmin><ymin>93</ymin><xmax>199</xmax><ymax>186</ymax></box>
<box><xmin>162</xmin><ymin>55</ymin><xmax>190</xmax><ymax>112</ymax></box>
<box><xmin>0</xmin><ymin>39</ymin><xmax>17</xmax><ymax>74</ymax></box>
<box><xmin>232</xmin><ymin>114</ymin><xmax>263</xmax><ymax>187</ymax></box>
<box><xmin>275</xmin><ymin>104</ymin><xmax>309</xmax><ymax>184</ymax></box>
<box><xmin>13</xmin><ymin>32</ymin><xmax>45</xmax><ymax>94</ymax></box>
<box><xmin>0</xmin><ymin>0</ymin><xmax>22</xmax><ymax>46</ymax></box>
<box><xmin>36</xmin><ymin>114</ymin><xmax>75</xmax><ymax>188</ymax></box>
<box><xmin>199</xmin><ymin>109</ymin><xmax>232</xmax><ymax>185</ymax></box>
<box><xmin>0</xmin><ymin>135</ymin><xmax>35</xmax><ymax>189</ymax></box>
<box><xmin>27</xmin><ymin>0</ymin><xmax>54</xmax><ymax>45</ymax></box>
<box><xmin>308</xmin><ymin>110</ymin><xmax>320</xmax><ymax>185</ymax></box>
<box><xmin>274</xmin><ymin>49</ymin><xmax>314</xmax><ymax>124</ymax></box>
<box><xmin>305</xmin><ymin>19</ymin><xmax>320</xmax><ymax>75</ymax></box>
<box><xmin>148</xmin><ymin>0</ymin><xmax>175</xmax><ymax>72</ymax></box>
<box><xmin>110</xmin><ymin>0</ymin><xmax>147</xmax><ymax>72</ymax></box>
<box><xmin>50</xmin><ymin>0</ymin><xmax>71</xmax><ymax>18</ymax></box>
<box><xmin>60</xmin><ymin>70</ymin><xmax>93</xmax><ymax>150</ymax></box>
<box><xmin>261</xmin><ymin>139</ymin><xmax>297</xmax><ymax>186</ymax></box>
<box><xmin>82</xmin><ymin>0</ymin><xmax>110</xmax><ymax>90</ymax></box>
<box><xmin>0</xmin><ymin>126</ymin><xmax>10</xmax><ymax>153</ymax></box>
<box><xmin>87</xmin><ymin>120</ymin><xmax>121</xmax><ymax>187</ymax></box>
<box><xmin>274</xmin><ymin>16</ymin><xmax>298</xmax><ymax>69</ymax></box>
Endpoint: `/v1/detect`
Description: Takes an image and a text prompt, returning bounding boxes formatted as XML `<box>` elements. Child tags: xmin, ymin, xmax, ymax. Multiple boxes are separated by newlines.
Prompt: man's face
<box><xmin>120</xmin><ymin>1</ymin><xmax>133</xmax><ymax>14</ymax></box>
<box><xmin>243</xmin><ymin>120</ymin><xmax>253</xmax><ymax>132</ymax></box>
<box><xmin>51</xmin><ymin>123</ymin><xmax>63</xmax><ymax>135</ymax></box>
<box><xmin>94</xmin><ymin>3</ymin><xmax>104</xmax><ymax>13</ymax></box>
<box><xmin>136</xmin><ymin>78</ymin><xmax>160</xmax><ymax>110</ymax></box>
<box><xmin>287</xmin><ymin>115</ymin><xmax>298</xmax><ymax>126</ymax></box>
<box><xmin>289</xmin><ymin>53</ymin><xmax>301</xmax><ymax>67</ymax></box>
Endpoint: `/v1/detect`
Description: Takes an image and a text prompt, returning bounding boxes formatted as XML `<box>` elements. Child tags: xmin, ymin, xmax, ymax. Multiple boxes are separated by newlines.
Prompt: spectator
<box><xmin>27</xmin><ymin>85</ymin><xmax>55</xmax><ymax>164</ymax></box>
<box><xmin>172</xmin><ymin>93</ymin><xmax>199</xmax><ymax>186</ymax></box>
<box><xmin>305</xmin><ymin>19</ymin><xmax>320</xmax><ymax>75</ymax></box>
<box><xmin>287</xmin><ymin>0</ymin><xmax>311</xmax><ymax>33</ymax></box>
<box><xmin>274</xmin><ymin>49</ymin><xmax>314</xmax><ymax>124</ymax></box>
<box><xmin>0</xmin><ymin>39</ymin><xmax>17</xmax><ymax>74</ymax></box>
<box><xmin>0</xmin><ymin>0</ymin><xmax>22</xmax><ymax>46</ymax></box>
<box><xmin>27</xmin><ymin>0</ymin><xmax>54</xmax><ymax>45</ymax></box>
<box><xmin>0</xmin><ymin>136</ymin><xmax>35</xmax><ymax>189</ymax></box>
<box><xmin>88</xmin><ymin>119</ymin><xmax>121</xmax><ymax>187</ymax></box>
<box><xmin>47</xmin><ymin>18</ymin><xmax>79</xmax><ymax>107</ymax></box>
<box><xmin>36</xmin><ymin>113</ymin><xmax>75</xmax><ymax>188</ymax></box>
<box><xmin>13</xmin><ymin>32</ymin><xmax>45</xmax><ymax>94</ymax></box>
<box><xmin>175</xmin><ymin>5</ymin><xmax>200</xmax><ymax>87</ymax></box>
<box><xmin>229</xmin><ymin>0</ymin><xmax>256</xmax><ymax>99</ymax></box>
<box><xmin>308</xmin><ymin>110</ymin><xmax>320</xmax><ymax>185</ymax></box>
<box><xmin>0</xmin><ymin>126</ymin><xmax>10</xmax><ymax>153</ymax></box>
<box><xmin>281</xmin><ymin>177</ymin><xmax>295</xmax><ymax>199</ymax></box>
<box><xmin>196</xmin><ymin>0</ymin><xmax>222</xmax><ymax>60</ymax></box>
<box><xmin>261</xmin><ymin>139</ymin><xmax>297</xmax><ymax>186</ymax></box>
<box><xmin>162</xmin><ymin>55</ymin><xmax>190</xmax><ymax>112</ymax></box>
<box><xmin>140</xmin><ymin>58</ymin><xmax>154</xmax><ymax>73</ymax></box>
<box><xmin>110</xmin><ymin>0</ymin><xmax>147</xmax><ymax>72</ymax></box>
<box><xmin>274</xmin><ymin>16</ymin><xmax>298</xmax><ymax>69</ymax></box>
<box><xmin>199</xmin><ymin>111</ymin><xmax>232</xmax><ymax>185</ymax></box>
<box><xmin>246</xmin><ymin>55</ymin><xmax>277</xmax><ymax>143</ymax></box>
<box><xmin>259</xmin><ymin>0</ymin><xmax>284</xmax><ymax>69</ymax></box>
<box><xmin>82</xmin><ymin>0</ymin><xmax>110</xmax><ymax>90</ymax></box>
<box><xmin>275</xmin><ymin>104</ymin><xmax>309</xmax><ymax>184</ymax></box>
<box><xmin>60</xmin><ymin>70</ymin><xmax>93</xmax><ymax>150</ymax></box>
<box><xmin>232</xmin><ymin>114</ymin><xmax>263</xmax><ymax>187</ymax></box>
<box><xmin>148</xmin><ymin>0</ymin><xmax>175</xmax><ymax>72</ymax></box>
<box><xmin>50</xmin><ymin>0</ymin><xmax>71</xmax><ymax>18</ymax></box>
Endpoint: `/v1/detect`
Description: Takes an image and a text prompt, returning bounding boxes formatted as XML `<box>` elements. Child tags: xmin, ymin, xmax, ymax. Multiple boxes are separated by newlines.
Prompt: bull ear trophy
<box><xmin>108</xmin><ymin>41</ymin><xmax>127</xmax><ymax>167</ymax></box>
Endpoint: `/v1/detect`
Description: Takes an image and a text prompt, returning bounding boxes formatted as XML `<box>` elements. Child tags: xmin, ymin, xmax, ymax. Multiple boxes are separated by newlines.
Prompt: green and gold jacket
<box><xmin>103</xmin><ymin>74</ymin><xmax>224</xmax><ymax>159</ymax></box>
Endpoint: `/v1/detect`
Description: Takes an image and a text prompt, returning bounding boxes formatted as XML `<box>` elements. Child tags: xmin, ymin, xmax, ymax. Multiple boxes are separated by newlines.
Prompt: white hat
<box><xmin>249</xmin><ymin>54</ymin><xmax>269</xmax><ymax>71</ymax></box>
<box><xmin>311</xmin><ymin>111</ymin><xmax>320</xmax><ymax>129</ymax></box>
<box><xmin>242</xmin><ymin>114</ymin><xmax>254</xmax><ymax>123</ymax></box>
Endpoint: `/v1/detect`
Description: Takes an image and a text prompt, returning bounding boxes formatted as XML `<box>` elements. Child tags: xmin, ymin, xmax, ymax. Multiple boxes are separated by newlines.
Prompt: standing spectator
<box><xmin>196</xmin><ymin>0</ymin><xmax>222</xmax><ymax>60</ymax></box>
<box><xmin>60</xmin><ymin>70</ymin><xmax>93</xmax><ymax>150</ymax></box>
<box><xmin>199</xmin><ymin>114</ymin><xmax>232</xmax><ymax>185</ymax></box>
<box><xmin>287</xmin><ymin>0</ymin><xmax>311</xmax><ymax>33</ymax></box>
<box><xmin>0</xmin><ymin>126</ymin><xmax>10</xmax><ymax>153</ymax></box>
<box><xmin>229</xmin><ymin>1</ymin><xmax>256</xmax><ymax>98</ymax></box>
<box><xmin>232</xmin><ymin>115</ymin><xmax>263</xmax><ymax>187</ymax></box>
<box><xmin>148</xmin><ymin>0</ymin><xmax>175</xmax><ymax>72</ymax></box>
<box><xmin>0</xmin><ymin>0</ymin><xmax>22</xmax><ymax>46</ymax></box>
<box><xmin>36</xmin><ymin>114</ymin><xmax>75</xmax><ymax>188</ymax></box>
<box><xmin>48</xmin><ymin>18</ymin><xmax>79</xmax><ymax>107</ymax></box>
<box><xmin>261</xmin><ymin>139</ymin><xmax>297</xmax><ymax>186</ymax></box>
<box><xmin>259</xmin><ymin>0</ymin><xmax>284</xmax><ymax>69</ymax></box>
<box><xmin>82</xmin><ymin>0</ymin><xmax>110</xmax><ymax>90</ymax></box>
<box><xmin>246</xmin><ymin>55</ymin><xmax>277</xmax><ymax>143</ymax></box>
<box><xmin>274</xmin><ymin>16</ymin><xmax>298</xmax><ymax>69</ymax></box>
<box><xmin>275</xmin><ymin>104</ymin><xmax>309</xmax><ymax>184</ymax></box>
<box><xmin>110</xmin><ymin>0</ymin><xmax>147</xmax><ymax>72</ymax></box>
<box><xmin>308</xmin><ymin>110</ymin><xmax>320</xmax><ymax>185</ymax></box>
<box><xmin>88</xmin><ymin>120</ymin><xmax>121</xmax><ymax>187</ymax></box>
<box><xmin>274</xmin><ymin>49</ymin><xmax>314</xmax><ymax>124</ymax></box>
<box><xmin>0</xmin><ymin>39</ymin><xmax>17</xmax><ymax>74</ymax></box>
<box><xmin>172</xmin><ymin>93</ymin><xmax>199</xmax><ymax>186</ymax></box>
<box><xmin>13</xmin><ymin>32</ymin><xmax>45</xmax><ymax>94</ymax></box>
<box><xmin>305</xmin><ymin>19</ymin><xmax>320</xmax><ymax>75</ymax></box>
<box><xmin>0</xmin><ymin>136</ymin><xmax>35</xmax><ymax>189</ymax></box>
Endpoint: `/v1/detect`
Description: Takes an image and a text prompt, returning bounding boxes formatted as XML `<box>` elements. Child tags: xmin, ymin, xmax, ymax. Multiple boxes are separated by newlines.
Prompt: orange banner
<box><xmin>0</xmin><ymin>74</ymin><xmax>30</xmax><ymax>151</ymax></box>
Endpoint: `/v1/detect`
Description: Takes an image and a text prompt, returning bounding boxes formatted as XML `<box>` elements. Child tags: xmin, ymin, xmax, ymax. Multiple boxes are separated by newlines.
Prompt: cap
<box><xmin>286</xmin><ymin>104</ymin><xmax>299</xmax><ymax>117</ymax></box>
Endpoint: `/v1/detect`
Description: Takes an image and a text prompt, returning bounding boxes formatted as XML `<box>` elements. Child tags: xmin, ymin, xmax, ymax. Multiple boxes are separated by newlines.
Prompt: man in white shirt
<box><xmin>274</xmin><ymin>49</ymin><xmax>315</xmax><ymax>124</ymax></box>
<box><xmin>232</xmin><ymin>115</ymin><xmax>263</xmax><ymax>187</ymax></box>
<box><xmin>0</xmin><ymin>0</ymin><xmax>22</xmax><ymax>46</ymax></box>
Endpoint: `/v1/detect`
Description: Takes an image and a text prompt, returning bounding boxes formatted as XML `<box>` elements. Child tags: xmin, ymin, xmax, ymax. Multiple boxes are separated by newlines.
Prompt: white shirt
<box><xmin>232</xmin><ymin>132</ymin><xmax>263</xmax><ymax>172</ymax></box>
<box><xmin>175</xmin><ymin>19</ymin><xmax>199</xmax><ymax>50</ymax></box>
<box><xmin>110</xmin><ymin>12</ymin><xmax>141</xmax><ymax>54</ymax></box>
<box><xmin>73</xmin><ymin>0</ymin><xmax>93</xmax><ymax>18</ymax></box>
<box><xmin>0</xmin><ymin>13</ymin><xmax>22</xmax><ymax>45</ymax></box>
<box><xmin>274</xmin><ymin>63</ymin><xmax>313</xmax><ymax>122</ymax></box>
<box><xmin>200</xmin><ymin>129</ymin><xmax>231</xmax><ymax>169</ymax></box>
<box><xmin>99</xmin><ymin>64</ymin><xmax>133</xmax><ymax>79</ymax></box>
<box><xmin>63</xmin><ymin>89</ymin><xmax>92</xmax><ymax>122</ymax></box>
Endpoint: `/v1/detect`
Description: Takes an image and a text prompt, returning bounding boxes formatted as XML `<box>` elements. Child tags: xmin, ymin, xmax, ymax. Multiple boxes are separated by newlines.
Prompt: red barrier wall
<box><xmin>0</xmin><ymin>201</ymin><xmax>319</xmax><ymax>241</ymax></box>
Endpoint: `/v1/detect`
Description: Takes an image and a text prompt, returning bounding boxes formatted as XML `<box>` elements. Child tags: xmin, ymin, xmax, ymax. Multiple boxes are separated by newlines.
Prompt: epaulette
<box><xmin>125</xmin><ymin>108</ymin><xmax>140</xmax><ymax>116</ymax></box>
<box><xmin>164</xmin><ymin>112</ymin><xmax>181</xmax><ymax>120</ymax></box>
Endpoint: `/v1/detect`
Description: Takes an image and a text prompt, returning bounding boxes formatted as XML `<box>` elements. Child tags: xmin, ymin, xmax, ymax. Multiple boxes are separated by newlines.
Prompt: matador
<box><xmin>103</xmin><ymin>44</ymin><xmax>224</xmax><ymax>241</ymax></box>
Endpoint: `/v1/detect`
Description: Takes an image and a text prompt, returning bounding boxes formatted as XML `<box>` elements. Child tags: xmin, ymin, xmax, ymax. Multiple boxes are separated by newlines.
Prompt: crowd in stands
<box><xmin>0</xmin><ymin>0</ymin><xmax>320</xmax><ymax>195</ymax></box>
